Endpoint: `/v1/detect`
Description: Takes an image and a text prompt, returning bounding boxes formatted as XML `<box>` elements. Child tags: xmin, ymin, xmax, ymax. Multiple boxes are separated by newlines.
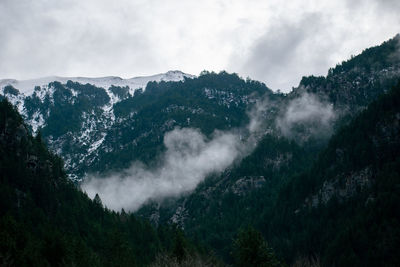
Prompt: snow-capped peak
<box><xmin>0</xmin><ymin>70</ymin><xmax>195</xmax><ymax>95</ymax></box>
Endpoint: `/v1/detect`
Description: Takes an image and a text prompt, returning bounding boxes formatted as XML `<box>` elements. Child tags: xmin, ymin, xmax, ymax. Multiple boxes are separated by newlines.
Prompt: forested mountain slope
<box><xmin>0</xmin><ymin>99</ymin><xmax>206</xmax><ymax>266</ymax></box>
<box><xmin>1</xmin><ymin>72</ymin><xmax>274</xmax><ymax>181</ymax></box>
<box><xmin>293</xmin><ymin>34</ymin><xmax>400</xmax><ymax>110</ymax></box>
<box><xmin>137</xmin><ymin>36</ymin><xmax>400</xmax><ymax>265</ymax></box>
<box><xmin>269</xmin><ymin>81</ymin><xmax>400</xmax><ymax>266</ymax></box>
<box><xmin>144</xmin><ymin>82</ymin><xmax>400</xmax><ymax>266</ymax></box>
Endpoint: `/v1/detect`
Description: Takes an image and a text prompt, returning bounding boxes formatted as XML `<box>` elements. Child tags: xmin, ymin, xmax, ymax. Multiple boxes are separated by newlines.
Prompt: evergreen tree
<box><xmin>172</xmin><ymin>229</ymin><xmax>188</xmax><ymax>263</ymax></box>
<box><xmin>233</xmin><ymin>227</ymin><xmax>281</xmax><ymax>267</ymax></box>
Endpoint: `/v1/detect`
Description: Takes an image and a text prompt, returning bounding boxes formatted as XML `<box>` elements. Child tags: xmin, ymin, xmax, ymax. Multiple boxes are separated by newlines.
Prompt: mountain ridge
<box><xmin>0</xmin><ymin>70</ymin><xmax>195</xmax><ymax>95</ymax></box>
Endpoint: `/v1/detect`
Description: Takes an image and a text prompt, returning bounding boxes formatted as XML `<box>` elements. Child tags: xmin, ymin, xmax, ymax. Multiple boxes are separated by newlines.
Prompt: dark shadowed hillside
<box><xmin>268</xmin><ymin>81</ymin><xmax>400</xmax><ymax>266</ymax></box>
<box><xmin>0</xmin><ymin>99</ymin><xmax>211</xmax><ymax>266</ymax></box>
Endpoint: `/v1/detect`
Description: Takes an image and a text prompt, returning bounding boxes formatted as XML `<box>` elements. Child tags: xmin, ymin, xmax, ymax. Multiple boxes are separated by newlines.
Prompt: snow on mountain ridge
<box><xmin>0</xmin><ymin>70</ymin><xmax>195</xmax><ymax>95</ymax></box>
<box><xmin>0</xmin><ymin>71</ymin><xmax>196</xmax><ymax>182</ymax></box>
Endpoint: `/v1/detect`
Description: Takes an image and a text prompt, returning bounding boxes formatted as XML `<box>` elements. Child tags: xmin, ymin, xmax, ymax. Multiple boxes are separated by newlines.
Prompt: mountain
<box><xmin>0</xmin><ymin>70</ymin><xmax>194</xmax><ymax>138</ymax></box>
<box><xmin>138</xmin><ymin>82</ymin><xmax>400</xmax><ymax>266</ymax></box>
<box><xmin>294</xmin><ymin>34</ymin><xmax>400</xmax><ymax>111</ymax></box>
<box><xmin>135</xmin><ymin>35</ymin><xmax>400</xmax><ymax>264</ymax></box>
<box><xmin>0</xmin><ymin>70</ymin><xmax>195</xmax><ymax>95</ymax></box>
<box><xmin>0</xmin><ymin>98</ymin><xmax>202</xmax><ymax>266</ymax></box>
<box><xmin>0</xmin><ymin>96</ymin><xmax>276</xmax><ymax>267</ymax></box>
<box><xmin>270</xmin><ymin>82</ymin><xmax>400</xmax><ymax>266</ymax></box>
<box><xmin>1</xmin><ymin>70</ymin><xmax>275</xmax><ymax>183</ymax></box>
<box><xmin>0</xmin><ymin>71</ymin><xmax>196</xmax><ymax>181</ymax></box>
<box><xmin>1</xmin><ymin>35</ymin><xmax>400</xmax><ymax>266</ymax></box>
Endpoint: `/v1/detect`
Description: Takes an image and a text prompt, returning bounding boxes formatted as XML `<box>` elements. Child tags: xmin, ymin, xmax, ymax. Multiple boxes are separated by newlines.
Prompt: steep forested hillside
<box><xmin>90</xmin><ymin>72</ymin><xmax>274</xmax><ymax>175</ymax></box>
<box><xmin>137</xmin><ymin>134</ymin><xmax>316</xmax><ymax>262</ymax></box>
<box><xmin>0</xmin><ymin>99</ymin><xmax>207</xmax><ymax>266</ymax></box>
<box><xmin>137</xmin><ymin>36</ymin><xmax>400</xmax><ymax>266</ymax></box>
<box><xmin>268</xmin><ymin>82</ymin><xmax>400</xmax><ymax>266</ymax></box>
<box><xmin>1</xmin><ymin>72</ymin><xmax>275</xmax><ymax>181</ymax></box>
<box><xmin>145</xmin><ymin>82</ymin><xmax>400</xmax><ymax>266</ymax></box>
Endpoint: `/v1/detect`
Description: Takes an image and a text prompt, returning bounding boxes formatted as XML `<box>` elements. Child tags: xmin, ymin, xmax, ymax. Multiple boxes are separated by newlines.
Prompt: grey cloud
<box><xmin>247</xmin><ymin>95</ymin><xmax>272</xmax><ymax>134</ymax></box>
<box><xmin>236</xmin><ymin>13</ymin><xmax>336</xmax><ymax>92</ymax></box>
<box><xmin>82</xmin><ymin>127</ymin><xmax>244</xmax><ymax>212</ymax></box>
<box><xmin>346</xmin><ymin>0</ymin><xmax>400</xmax><ymax>14</ymax></box>
<box><xmin>276</xmin><ymin>93</ymin><xmax>335</xmax><ymax>140</ymax></box>
<box><xmin>232</xmin><ymin>1</ymin><xmax>400</xmax><ymax>92</ymax></box>
<box><xmin>0</xmin><ymin>0</ymin><xmax>160</xmax><ymax>79</ymax></box>
<box><xmin>378</xmin><ymin>0</ymin><xmax>400</xmax><ymax>11</ymax></box>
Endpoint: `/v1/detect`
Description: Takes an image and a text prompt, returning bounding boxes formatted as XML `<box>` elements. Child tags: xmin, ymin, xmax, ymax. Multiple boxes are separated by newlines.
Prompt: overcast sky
<box><xmin>0</xmin><ymin>0</ymin><xmax>399</xmax><ymax>92</ymax></box>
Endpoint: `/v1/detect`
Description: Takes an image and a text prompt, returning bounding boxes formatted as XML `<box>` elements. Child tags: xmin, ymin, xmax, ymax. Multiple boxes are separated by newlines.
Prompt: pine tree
<box><xmin>233</xmin><ymin>227</ymin><xmax>281</xmax><ymax>267</ymax></box>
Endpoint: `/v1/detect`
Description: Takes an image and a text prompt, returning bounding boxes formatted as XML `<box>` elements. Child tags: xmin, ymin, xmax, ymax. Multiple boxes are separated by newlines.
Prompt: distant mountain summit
<box><xmin>0</xmin><ymin>70</ymin><xmax>195</xmax><ymax>95</ymax></box>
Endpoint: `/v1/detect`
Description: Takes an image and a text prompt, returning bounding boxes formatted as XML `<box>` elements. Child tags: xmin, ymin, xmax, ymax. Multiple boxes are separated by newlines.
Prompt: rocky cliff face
<box><xmin>303</xmin><ymin>167</ymin><xmax>373</xmax><ymax>209</ymax></box>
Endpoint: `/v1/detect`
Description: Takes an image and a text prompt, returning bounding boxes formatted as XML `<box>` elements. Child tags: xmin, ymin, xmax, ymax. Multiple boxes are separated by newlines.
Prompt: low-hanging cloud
<box><xmin>82</xmin><ymin>127</ymin><xmax>247</xmax><ymax>212</ymax></box>
<box><xmin>247</xmin><ymin>96</ymin><xmax>270</xmax><ymax>134</ymax></box>
<box><xmin>276</xmin><ymin>93</ymin><xmax>335</xmax><ymax>140</ymax></box>
<box><xmin>81</xmin><ymin>96</ymin><xmax>273</xmax><ymax>212</ymax></box>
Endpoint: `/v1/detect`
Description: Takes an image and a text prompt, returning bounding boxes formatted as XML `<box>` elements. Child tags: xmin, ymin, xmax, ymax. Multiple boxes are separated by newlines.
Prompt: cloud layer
<box><xmin>82</xmin><ymin>127</ymin><xmax>244</xmax><ymax>211</ymax></box>
<box><xmin>277</xmin><ymin>93</ymin><xmax>335</xmax><ymax>140</ymax></box>
<box><xmin>1</xmin><ymin>0</ymin><xmax>399</xmax><ymax>92</ymax></box>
